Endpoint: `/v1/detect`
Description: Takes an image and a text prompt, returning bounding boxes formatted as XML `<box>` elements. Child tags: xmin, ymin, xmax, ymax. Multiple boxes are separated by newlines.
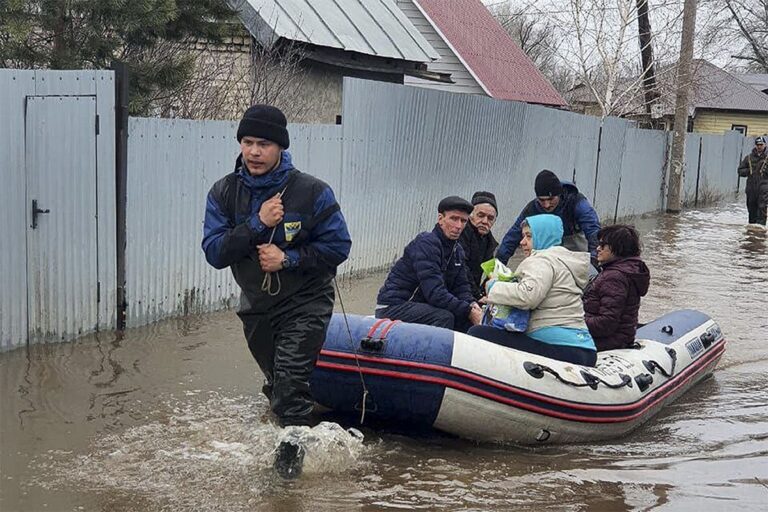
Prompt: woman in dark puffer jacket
<box><xmin>582</xmin><ymin>225</ymin><xmax>650</xmax><ymax>351</ymax></box>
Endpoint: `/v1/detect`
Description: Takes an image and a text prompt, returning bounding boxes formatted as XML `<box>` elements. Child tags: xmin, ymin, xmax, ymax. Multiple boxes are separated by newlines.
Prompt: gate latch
<box><xmin>31</xmin><ymin>199</ymin><xmax>50</xmax><ymax>229</ymax></box>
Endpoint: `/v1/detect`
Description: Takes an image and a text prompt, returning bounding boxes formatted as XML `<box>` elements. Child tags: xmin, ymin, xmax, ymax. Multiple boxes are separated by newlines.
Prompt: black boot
<box><xmin>273</xmin><ymin>441</ymin><xmax>304</xmax><ymax>480</ymax></box>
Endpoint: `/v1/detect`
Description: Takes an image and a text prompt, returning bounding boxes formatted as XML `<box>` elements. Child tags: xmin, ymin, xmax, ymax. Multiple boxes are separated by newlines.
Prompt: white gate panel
<box><xmin>25</xmin><ymin>96</ymin><xmax>99</xmax><ymax>343</ymax></box>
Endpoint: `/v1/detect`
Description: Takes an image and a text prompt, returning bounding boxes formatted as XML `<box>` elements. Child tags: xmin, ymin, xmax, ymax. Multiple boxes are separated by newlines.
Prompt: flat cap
<box><xmin>438</xmin><ymin>196</ymin><xmax>473</xmax><ymax>214</ymax></box>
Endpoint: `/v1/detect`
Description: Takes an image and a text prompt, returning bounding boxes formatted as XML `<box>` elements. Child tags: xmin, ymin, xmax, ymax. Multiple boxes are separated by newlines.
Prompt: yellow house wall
<box><xmin>693</xmin><ymin>110</ymin><xmax>768</xmax><ymax>136</ymax></box>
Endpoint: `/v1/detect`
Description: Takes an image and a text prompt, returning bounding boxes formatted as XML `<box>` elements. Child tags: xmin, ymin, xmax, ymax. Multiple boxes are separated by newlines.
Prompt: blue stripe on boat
<box><xmin>311</xmin><ymin>314</ymin><xmax>454</xmax><ymax>426</ymax></box>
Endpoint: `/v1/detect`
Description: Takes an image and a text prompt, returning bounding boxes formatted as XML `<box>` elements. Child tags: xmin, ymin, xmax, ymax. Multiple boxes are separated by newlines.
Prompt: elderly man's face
<box><xmin>438</xmin><ymin>210</ymin><xmax>469</xmax><ymax>240</ymax></box>
<box><xmin>470</xmin><ymin>203</ymin><xmax>497</xmax><ymax>235</ymax></box>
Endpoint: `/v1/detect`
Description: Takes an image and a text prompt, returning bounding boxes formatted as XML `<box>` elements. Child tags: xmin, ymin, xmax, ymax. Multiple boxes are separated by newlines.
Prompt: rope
<box><xmin>333</xmin><ymin>276</ymin><xmax>371</xmax><ymax>425</ymax></box>
<box><xmin>527</xmin><ymin>362</ymin><xmax>632</xmax><ymax>390</ymax></box>
<box><xmin>260</xmin><ymin>185</ymin><xmax>289</xmax><ymax>297</ymax></box>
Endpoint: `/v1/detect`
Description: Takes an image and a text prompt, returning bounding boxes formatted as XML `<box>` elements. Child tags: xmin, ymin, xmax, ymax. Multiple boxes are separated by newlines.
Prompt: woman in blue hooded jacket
<box><xmin>468</xmin><ymin>214</ymin><xmax>597</xmax><ymax>366</ymax></box>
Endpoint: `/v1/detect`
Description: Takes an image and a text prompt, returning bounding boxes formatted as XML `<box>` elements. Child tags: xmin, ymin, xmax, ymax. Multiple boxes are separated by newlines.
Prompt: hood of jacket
<box><xmin>527</xmin><ymin>214</ymin><xmax>564</xmax><ymax>250</ymax></box>
<box><xmin>601</xmin><ymin>256</ymin><xmax>650</xmax><ymax>296</ymax></box>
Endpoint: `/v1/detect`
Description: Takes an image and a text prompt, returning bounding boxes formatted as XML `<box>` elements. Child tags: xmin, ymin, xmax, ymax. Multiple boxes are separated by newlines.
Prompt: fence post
<box><xmin>111</xmin><ymin>61</ymin><xmax>129</xmax><ymax>331</ymax></box>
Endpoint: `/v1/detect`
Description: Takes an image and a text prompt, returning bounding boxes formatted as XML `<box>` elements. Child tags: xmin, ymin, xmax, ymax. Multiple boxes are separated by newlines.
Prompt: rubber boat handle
<box><xmin>700</xmin><ymin>331</ymin><xmax>716</xmax><ymax>348</ymax></box>
<box><xmin>635</xmin><ymin>373</ymin><xmax>654</xmax><ymax>391</ymax></box>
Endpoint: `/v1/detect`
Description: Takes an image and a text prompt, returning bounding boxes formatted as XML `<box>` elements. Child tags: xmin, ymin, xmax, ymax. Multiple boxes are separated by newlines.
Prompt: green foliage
<box><xmin>0</xmin><ymin>0</ymin><xmax>237</xmax><ymax>115</ymax></box>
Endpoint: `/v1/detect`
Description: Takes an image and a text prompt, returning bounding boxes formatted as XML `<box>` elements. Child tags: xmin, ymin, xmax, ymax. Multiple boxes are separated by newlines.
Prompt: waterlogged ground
<box><xmin>1</xmin><ymin>201</ymin><xmax>767</xmax><ymax>511</ymax></box>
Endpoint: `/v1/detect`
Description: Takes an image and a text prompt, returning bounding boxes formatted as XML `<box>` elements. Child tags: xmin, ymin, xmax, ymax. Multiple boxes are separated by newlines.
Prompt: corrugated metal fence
<box><xmin>124</xmin><ymin>119</ymin><xmax>344</xmax><ymax>327</ymax></box>
<box><xmin>0</xmin><ymin>72</ymin><xmax>752</xmax><ymax>348</ymax></box>
<box><xmin>1</xmin><ymin>69</ymin><xmax>116</xmax><ymax>350</ymax></box>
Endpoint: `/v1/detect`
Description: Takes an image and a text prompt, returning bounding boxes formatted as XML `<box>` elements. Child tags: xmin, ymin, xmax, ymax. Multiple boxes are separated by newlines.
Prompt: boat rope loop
<box><xmin>333</xmin><ymin>277</ymin><xmax>372</xmax><ymax>425</ymax></box>
<box><xmin>643</xmin><ymin>347</ymin><xmax>677</xmax><ymax>378</ymax></box>
<box><xmin>524</xmin><ymin>361</ymin><xmax>632</xmax><ymax>390</ymax></box>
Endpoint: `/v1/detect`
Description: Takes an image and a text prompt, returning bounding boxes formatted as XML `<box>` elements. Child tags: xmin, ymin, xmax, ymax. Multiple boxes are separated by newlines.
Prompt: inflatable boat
<box><xmin>311</xmin><ymin>310</ymin><xmax>726</xmax><ymax>444</ymax></box>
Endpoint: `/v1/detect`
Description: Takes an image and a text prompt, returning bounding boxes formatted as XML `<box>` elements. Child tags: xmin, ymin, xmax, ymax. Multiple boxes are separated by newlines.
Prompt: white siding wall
<box><xmin>396</xmin><ymin>0</ymin><xmax>486</xmax><ymax>95</ymax></box>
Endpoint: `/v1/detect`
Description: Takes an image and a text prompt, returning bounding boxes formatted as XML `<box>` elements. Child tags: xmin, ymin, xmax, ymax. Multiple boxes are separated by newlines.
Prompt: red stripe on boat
<box><xmin>316</xmin><ymin>339</ymin><xmax>726</xmax><ymax>422</ymax></box>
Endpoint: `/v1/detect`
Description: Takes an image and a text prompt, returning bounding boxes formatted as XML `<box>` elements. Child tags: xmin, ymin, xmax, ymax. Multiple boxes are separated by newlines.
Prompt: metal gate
<box><xmin>24</xmin><ymin>96</ymin><xmax>99</xmax><ymax>343</ymax></box>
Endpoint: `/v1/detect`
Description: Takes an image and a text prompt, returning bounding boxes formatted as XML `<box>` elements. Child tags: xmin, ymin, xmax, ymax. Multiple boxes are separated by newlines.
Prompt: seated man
<box><xmin>496</xmin><ymin>169</ymin><xmax>600</xmax><ymax>264</ymax></box>
<box><xmin>375</xmin><ymin>196</ymin><xmax>484</xmax><ymax>332</ymax></box>
<box><xmin>458</xmin><ymin>191</ymin><xmax>499</xmax><ymax>302</ymax></box>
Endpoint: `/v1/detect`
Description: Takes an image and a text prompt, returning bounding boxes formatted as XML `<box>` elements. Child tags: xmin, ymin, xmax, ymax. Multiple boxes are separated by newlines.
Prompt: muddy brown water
<box><xmin>1</xmin><ymin>201</ymin><xmax>767</xmax><ymax>511</ymax></box>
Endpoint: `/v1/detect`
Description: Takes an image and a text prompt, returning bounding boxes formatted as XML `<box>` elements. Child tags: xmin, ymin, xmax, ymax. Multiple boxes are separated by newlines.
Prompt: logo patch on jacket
<box><xmin>284</xmin><ymin>221</ymin><xmax>301</xmax><ymax>242</ymax></box>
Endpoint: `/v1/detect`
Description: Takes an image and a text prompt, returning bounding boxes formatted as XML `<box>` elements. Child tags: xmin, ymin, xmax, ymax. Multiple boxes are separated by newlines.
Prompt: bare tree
<box><xmin>140</xmin><ymin>34</ymin><xmax>316</xmax><ymax>121</ymax></box>
<box><xmin>490</xmin><ymin>3</ymin><xmax>576</xmax><ymax>93</ymax></box>
<box><xmin>490</xmin><ymin>0</ymin><xmax>682</xmax><ymax>118</ymax></box>
<box><xmin>724</xmin><ymin>0</ymin><xmax>768</xmax><ymax>72</ymax></box>
<box><xmin>245</xmin><ymin>39</ymin><xmax>315</xmax><ymax>121</ymax></box>
<box><xmin>558</xmin><ymin>0</ymin><xmax>694</xmax><ymax>119</ymax></box>
<box><xmin>131</xmin><ymin>37</ymin><xmax>252</xmax><ymax>119</ymax></box>
<box><xmin>489</xmin><ymin>0</ymin><xmax>734</xmax><ymax>122</ymax></box>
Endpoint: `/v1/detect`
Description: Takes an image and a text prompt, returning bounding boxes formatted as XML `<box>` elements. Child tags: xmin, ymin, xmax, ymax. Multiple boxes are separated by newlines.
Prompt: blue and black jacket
<box><xmin>202</xmin><ymin>151</ymin><xmax>351</xmax><ymax>314</ymax></box>
<box><xmin>377</xmin><ymin>226</ymin><xmax>474</xmax><ymax>318</ymax></box>
<box><xmin>496</xmin><ymin>181</ymin><xmax>600</xmax><ymax>262</ymax></box>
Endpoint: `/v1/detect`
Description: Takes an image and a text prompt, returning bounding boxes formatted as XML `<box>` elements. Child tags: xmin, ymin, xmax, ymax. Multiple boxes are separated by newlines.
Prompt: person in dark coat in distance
<box><xmin>737</xmin><ymin>135</ymin><xmax>768</xmax><ymax>226</ymax></box>
<box><xmin>582</xmin><ymin>225</ymin><xmax>650</xmax><ymax>351</ymax></box>
<box><xmin>375</xmin><ymin>196</ymin><xmax>484</xmax><ymax>332</ymax></box>
<box><xmin>201</xmin><ymin>105</ymin><xmax>351</xmax><ymax>479</ymax></box>
<box><xmin>496</xmin><ymin>169</ymin><xmax>601</xmax><ymax>264</ymax></box>
<box><xmin>458</xmin><ymin>191</ymin><xmax>499</xmax><ymax>302</ymax></box>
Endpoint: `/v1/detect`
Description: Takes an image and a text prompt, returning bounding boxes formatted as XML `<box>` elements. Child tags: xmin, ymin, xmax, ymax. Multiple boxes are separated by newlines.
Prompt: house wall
<box><xmin>179</xmin><ymin>33</ymin><xmax>406</xmax><ymax>124</ymax></box>
<box><xmin>693</xmin><ymin>110</ymin><xmax>768</xmax><ymax>137</ymax></box>
<box><xmin>291</xmin><ymin>61</ymin><xmax>403</xmax><ymax>124</ymax></box>
<box><xmin>396</xmin><ymin>0</ymin><xmax>486</xmax><ymax>96</ymax></box>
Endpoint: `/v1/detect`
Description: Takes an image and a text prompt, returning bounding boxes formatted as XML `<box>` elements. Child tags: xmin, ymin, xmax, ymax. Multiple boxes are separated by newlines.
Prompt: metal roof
<box><xmin>693</xmin><ymin>61</ymin><xmax>768</xmax><ymax>112</ymax></box>
<box><xmin>737</xmin><ymin>73</ymin><xmax>768</xmax><ymax>93</ymax></box>
<box><xmin>568</xmin><ymin>61</ymin><xmax>768</xmax><ymax>115</ymax></box>
<box><xmin>413</xmin><ymin>0</ymin><xmax>567</xmax><ymax>106</ymax></box>
<box><xmin>231</xmin><ymin>0</ymin><xmax>439</xmax><ymax>62</ymax></box>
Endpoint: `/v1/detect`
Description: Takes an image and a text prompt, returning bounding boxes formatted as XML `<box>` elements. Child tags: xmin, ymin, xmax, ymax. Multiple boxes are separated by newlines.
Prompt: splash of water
<box><xmin>278</xmin><ymin>422</ymin><xmax>365</xmax><ymax>473</ymax></box>
<box><xmin>32</xmin><ymin>392</ymin><xmax>368</xmax><ymax>511</ymax></box>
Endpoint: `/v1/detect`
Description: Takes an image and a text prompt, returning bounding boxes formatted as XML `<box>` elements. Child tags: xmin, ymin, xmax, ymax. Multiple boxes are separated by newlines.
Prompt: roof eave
<box><xmin>233</xmin><ymin>0</ymin><xmax>439</xmax><ymax>63</ymax></box>
<box><xmin>303</xmin><ymin>44</ymin><xmax>449</xmax><ymax>81</ymax></box>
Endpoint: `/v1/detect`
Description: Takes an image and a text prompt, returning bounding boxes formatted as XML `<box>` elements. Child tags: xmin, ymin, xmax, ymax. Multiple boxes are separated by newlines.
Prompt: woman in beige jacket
<box><xmin>468</xmin><ymin>214</ymin><xmax>597</xmax><ymax>366</ymax></box>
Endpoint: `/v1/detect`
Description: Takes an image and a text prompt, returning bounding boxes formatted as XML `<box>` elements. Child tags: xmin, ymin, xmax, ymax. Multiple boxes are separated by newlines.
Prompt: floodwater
<box><xmin>1</xmin><ymin>200</ymin><xmax>767</xmax><ymax>511</ymax></box>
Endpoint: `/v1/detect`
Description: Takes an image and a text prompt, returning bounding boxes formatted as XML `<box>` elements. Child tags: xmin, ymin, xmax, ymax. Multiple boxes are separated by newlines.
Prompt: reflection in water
<box><xmin>1</xmin><ymin>201</ymin><xmax>767</xmax><ymax>511</ymax></box>
<box><xmin>16</xmin><ymin>349</ymin><xmax>36</xmax><ymax>427</ymax></box>
<box><xmin>740</xmin><ymin>229</ymin><xmax>766</xmax><ymax>256</ymax></box>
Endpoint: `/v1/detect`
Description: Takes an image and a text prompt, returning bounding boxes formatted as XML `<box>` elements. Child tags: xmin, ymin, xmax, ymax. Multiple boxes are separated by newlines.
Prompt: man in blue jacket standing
<box><xmin>375</xmin><ymin>196</ymin><xmax>483</xmax><ymax>332</ymax></box>
<box><xmin>496</xmin><ymin>170</ymin><xmax>601</xmax><ymax>263</ymax></box>
<box><xmin>202</xmin><ymin>105</ymin><xmax>351</xmax><ymax>479</ymax></box>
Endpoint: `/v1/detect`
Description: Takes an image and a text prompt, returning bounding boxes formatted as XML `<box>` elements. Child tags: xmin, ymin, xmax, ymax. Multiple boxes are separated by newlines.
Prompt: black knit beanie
<box><xmin>236</xmin><ymin>105</ymin><xmax>290</xmax><ymax>149</ymax></box>
<box><xmin>534</xmin><ymin>170</ymin><xmax>563</xmax><ymax>198</ymax></box>
<box><xmin>471</xmin><ymin>191</ymin><xmax>498</xmax><ymax>213</ymax></box>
